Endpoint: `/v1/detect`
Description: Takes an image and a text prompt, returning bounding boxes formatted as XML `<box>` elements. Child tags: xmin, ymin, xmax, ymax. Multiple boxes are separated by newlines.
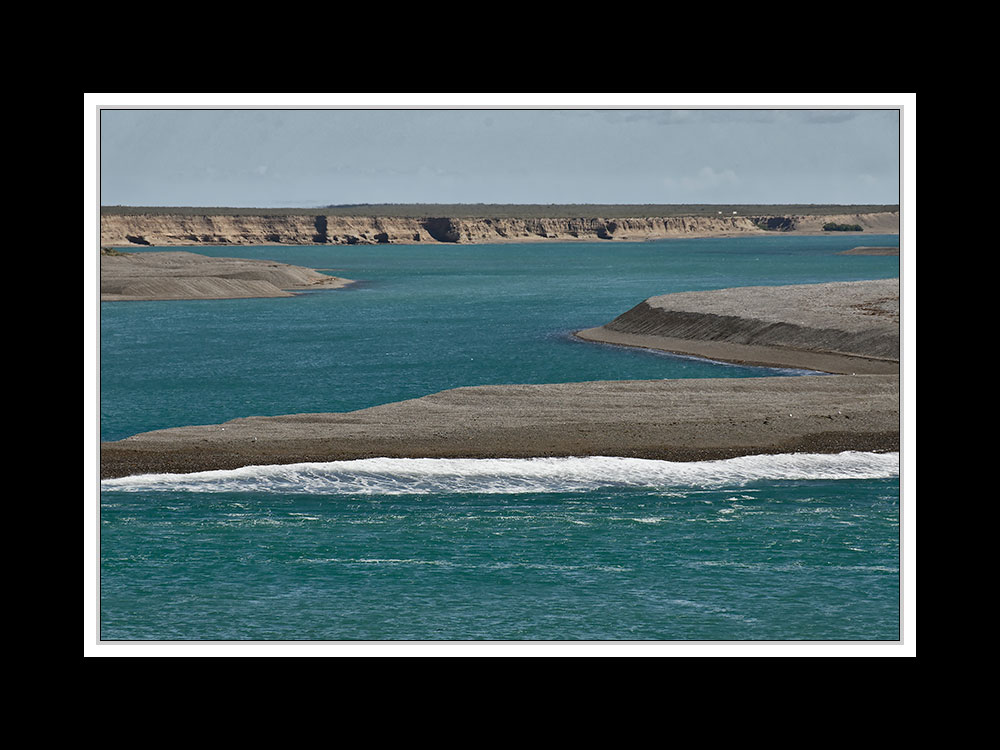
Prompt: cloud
<box><xmin>803</xmin><ymin>110</ymin><xmax>859</xmax><ymax>124</ymax></box>
<box><xmin>662</xmin><ymin>166</ymin><xmax>740</xmax><ymax>192</ymax></box>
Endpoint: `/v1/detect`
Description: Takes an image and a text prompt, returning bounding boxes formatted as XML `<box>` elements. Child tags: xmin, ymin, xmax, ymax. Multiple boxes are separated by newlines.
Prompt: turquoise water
<box><xmin>98</xmin><ymin>234</ymin><xmax>902</xmax><ymax>641</ymax></box>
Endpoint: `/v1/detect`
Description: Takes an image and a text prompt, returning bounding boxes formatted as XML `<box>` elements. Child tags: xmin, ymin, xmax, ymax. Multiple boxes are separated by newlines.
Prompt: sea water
<box><xmin>97</xmin><ymin>234</ymin><xmax>902</xmax><ymax>641</ymax></box>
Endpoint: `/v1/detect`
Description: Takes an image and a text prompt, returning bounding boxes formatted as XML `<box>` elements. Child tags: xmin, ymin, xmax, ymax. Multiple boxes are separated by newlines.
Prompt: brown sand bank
<box><xmin>838</xmin><ymin>246</ymin><xmax>900</xmax><ymax>255</ymax></box>
<box><xmin>576</xmin><ymin>279</ymin><xmax>900</xmax><ymax>375</ymax></box>
<box><xmin>100</xmin><ymin>250</ymin><xmax>355</xmax><ymax>301</ymax></box>
<box><xmin>100</xmin><ymin>374</ymin><xmax>899</xmax><ymax>479</ymax></box>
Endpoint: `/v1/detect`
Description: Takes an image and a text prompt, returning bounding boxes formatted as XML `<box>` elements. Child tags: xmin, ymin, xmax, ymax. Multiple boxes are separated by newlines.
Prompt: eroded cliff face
<box><xmin>100</xmin><ymin>212</ymin><xmax>900</xmax><ymax>247</ymax></box>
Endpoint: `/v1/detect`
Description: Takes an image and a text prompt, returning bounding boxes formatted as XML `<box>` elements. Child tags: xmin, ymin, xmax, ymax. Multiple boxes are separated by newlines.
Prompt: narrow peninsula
<box><xmin>575</xmin><ymin>279</ymin><xmax>899</xmax><ymax>375</ymax></box>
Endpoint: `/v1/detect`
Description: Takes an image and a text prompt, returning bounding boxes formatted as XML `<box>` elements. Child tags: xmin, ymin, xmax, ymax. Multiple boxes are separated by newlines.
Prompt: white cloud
<box><xmin>662</xmin><ymin>166</ymin><xmax>740</xmax><ymax>192</ymax></box>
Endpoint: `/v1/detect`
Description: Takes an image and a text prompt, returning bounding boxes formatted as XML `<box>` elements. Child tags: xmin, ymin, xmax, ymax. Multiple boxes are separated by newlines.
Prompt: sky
<box><xmin>95</xmin><ymin>96</ymin><xmax>903</xmax><ymax>207</ymax></box>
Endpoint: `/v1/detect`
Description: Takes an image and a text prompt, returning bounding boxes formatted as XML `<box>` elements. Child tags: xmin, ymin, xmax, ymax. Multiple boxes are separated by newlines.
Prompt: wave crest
<box><xmin>100</xmin><ymin>452</ymin><xmax>899</xmax><ymax>495</ymax></box>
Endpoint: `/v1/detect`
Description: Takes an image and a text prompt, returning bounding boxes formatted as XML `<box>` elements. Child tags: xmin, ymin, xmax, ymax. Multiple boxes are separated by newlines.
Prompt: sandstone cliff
<box><xmin>100</xmin><ymin>211</ymin><xmax>900</xmax><ymax>247</ymax></box>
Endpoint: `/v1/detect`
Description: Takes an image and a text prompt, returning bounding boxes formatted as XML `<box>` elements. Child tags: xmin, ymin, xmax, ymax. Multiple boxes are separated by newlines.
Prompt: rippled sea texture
<box><xmin>101</xmin><ymin>475</ymin><xmax>899</xmax><ymax>641</ymax></box>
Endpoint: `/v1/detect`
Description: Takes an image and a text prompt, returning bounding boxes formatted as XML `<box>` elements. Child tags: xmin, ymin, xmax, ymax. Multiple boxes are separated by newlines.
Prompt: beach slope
<box><xmin>576</xmin><ymin>279</ymin><xmax>900</xmax><ymax>375</ymax></box>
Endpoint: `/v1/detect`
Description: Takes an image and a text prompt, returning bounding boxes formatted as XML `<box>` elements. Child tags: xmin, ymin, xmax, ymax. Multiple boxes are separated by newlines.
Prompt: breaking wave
<box><xmin>101</xmin><ymin>452</ymin><xmax>899</xmax><ymax>495</ymax></box>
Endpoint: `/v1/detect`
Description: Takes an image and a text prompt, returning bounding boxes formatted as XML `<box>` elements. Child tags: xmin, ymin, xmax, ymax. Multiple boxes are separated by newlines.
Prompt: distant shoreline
<box><xmin>99</xmin><ymin>206</ymin><xmax>900</xmax><ymax>248</ymax></box>
<box><xmin>100</xmin><ymin>203</ymin><xmax>901</xmax><ymax>219</ymax></box>
<box><xmin>838</xmin><ymin>246</ymin><xmax>900</xmax><ymax>256</ymax></box>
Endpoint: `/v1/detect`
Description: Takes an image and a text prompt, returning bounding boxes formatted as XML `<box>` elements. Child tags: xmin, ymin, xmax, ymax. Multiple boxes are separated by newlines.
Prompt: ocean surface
<box><xmin>98</xmin><ymin>234</ymin><xmax>902</xmax><ymax>642</ymax></box>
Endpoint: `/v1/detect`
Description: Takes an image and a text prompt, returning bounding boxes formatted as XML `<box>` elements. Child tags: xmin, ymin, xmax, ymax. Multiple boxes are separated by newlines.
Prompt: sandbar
<box><xmin>838</xmin><ymin>246</ymin><xmax>900</xmax><ymax>255</ymax></box>
<box><xmin>100</xmin><ymin>374</ymin><xmax>899</xmax><ymax>479</ymax></box>
<box><xmin>100</xmin><ymin>250</ymin><xmax>355</xmax><ymax>301</ymax></box>
<box><xmin>575</xmin><ymin>279</ymin><xmax>899</xmax><ymax>375</ymax></box>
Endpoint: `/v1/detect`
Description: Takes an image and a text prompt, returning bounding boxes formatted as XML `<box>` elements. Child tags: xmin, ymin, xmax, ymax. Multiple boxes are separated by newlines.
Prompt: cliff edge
<box><xmin>100</xmin><ymin>209</ymin><xmax>900</xmax><ymax>247</ymax></box>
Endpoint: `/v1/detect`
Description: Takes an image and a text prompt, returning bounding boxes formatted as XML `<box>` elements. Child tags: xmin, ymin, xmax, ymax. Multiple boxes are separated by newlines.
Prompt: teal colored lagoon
<box><xmin>99</xmin><ymin>234</ymin><xmax>902</xmax><ymax>641</ymax></box>
<box><xmin>100</xmin><ymin>235</ymin><xmax>899</xmax><ymax>441</ymax></box>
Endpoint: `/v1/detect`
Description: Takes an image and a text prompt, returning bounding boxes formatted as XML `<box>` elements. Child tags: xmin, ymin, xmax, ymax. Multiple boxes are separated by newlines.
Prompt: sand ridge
<box><xmin>100</xmin><ymin>250</ymin><xmax>355</xmax><ymax>301</ymax></box>
<box><xmin>100</xmin><ymin>374</ymin><xmax>899</xmax><ymax>478</ymax></box>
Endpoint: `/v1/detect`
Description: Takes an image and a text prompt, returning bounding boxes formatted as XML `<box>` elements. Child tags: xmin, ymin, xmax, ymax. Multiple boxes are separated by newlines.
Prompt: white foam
<box><xmin>100</xmin><ymin>452</ymin><xmax>899</xmax><ymax>495</ymax></box>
